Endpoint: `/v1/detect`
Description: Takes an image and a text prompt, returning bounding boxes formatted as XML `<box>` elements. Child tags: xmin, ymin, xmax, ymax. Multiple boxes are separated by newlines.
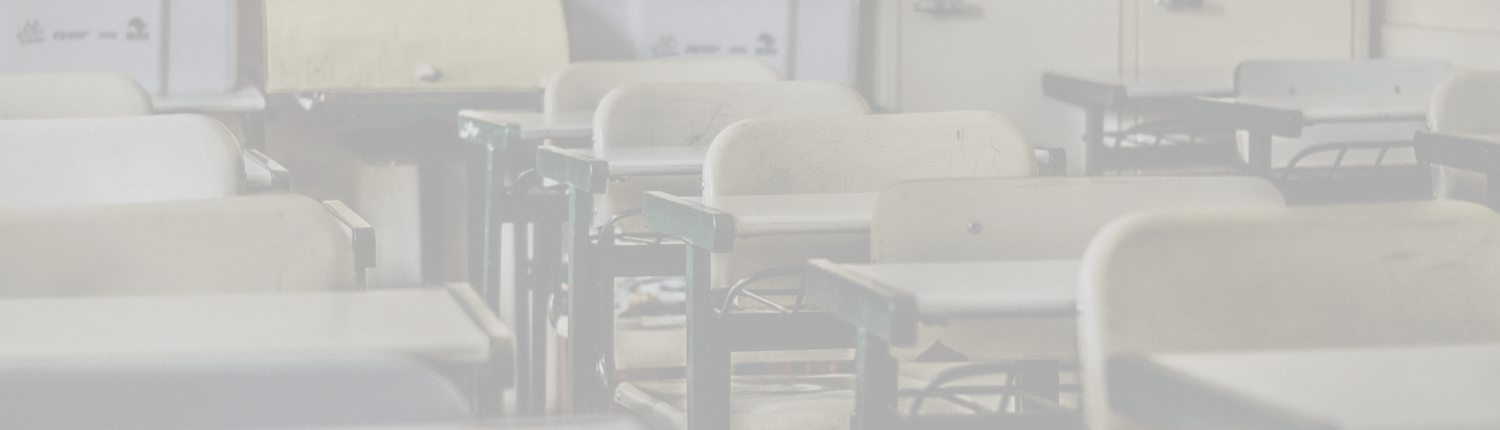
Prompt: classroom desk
<box><xmin>1108</xmin><ymin>343</ymin><xmax>1500</xmax><ymax>430</ymax></box>
<box><xmin>458</xmin><ymin>111</ymin><xmax>592</xmax><ymax>415</ymax></box>
<box><xmin>0</xmin><ymin>284</ymin><xmax>512</xmax><ymax>418</ymax></box>
<box><xmin>1414</xmin><ymin>131</ymin><xmax>1500</xmax><ymax>210</ymax></box>
<box><xmin>1042</xmin><ymin>70</ymin><xmax>1235</xmax><ymax>175</ymax></box>
<box><xmin>1190</xmin><ymin>95</ymin><xmax>1429</xmax><ymax>177</ymax></box>
<box><xmin>639</xmin><ymin>191</ymin><xmax>879</xmax><ymax>429</ymax></box>
<box><xmin>535</xmin><ymin>145</ymin><xmax>710</xmax><ymax>414</ymax></box>
<box><xmin>803</xmin><ymin>259</ymin><xmax>1082</xmax><ymax>430</ymax></box>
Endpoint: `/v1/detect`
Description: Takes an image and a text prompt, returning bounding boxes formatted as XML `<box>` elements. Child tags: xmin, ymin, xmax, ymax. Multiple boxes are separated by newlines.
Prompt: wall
<box><xmin>1381</xmin><ymin>0</ymin><xmax>1500</xmax><ymax>70</ymax></box>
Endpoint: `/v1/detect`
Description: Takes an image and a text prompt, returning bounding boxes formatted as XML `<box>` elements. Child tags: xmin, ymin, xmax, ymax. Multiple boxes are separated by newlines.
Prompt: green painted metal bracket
<box><xmin>458</xmin><ymin>117</ymin><xmax>522</xmax><ymax>152</ymax></box>
<box><xmin>642</xmin><ymin>191</ymin><xmax>735</xmax><ymax>253</ymax></box>
<box><xmin>1188</xmin><ymin>97</ymin><xmax>1305</xmax><ymax>138</ymax></box>
<box><xmin>536</xmin><ymin>146</ymin><xmax>608</xmax><ymax>193</ymax></box>
<box><xmin>802</xmin><ymin>259</ymin><xmax>918</xmax><ymax>348</ymax></box>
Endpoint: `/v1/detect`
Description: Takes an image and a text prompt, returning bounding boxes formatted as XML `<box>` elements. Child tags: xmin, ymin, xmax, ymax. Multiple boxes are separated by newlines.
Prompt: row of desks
<box><xmin>455</xmin><ymin>87</ymin><xmax>1500</xmax><ymax>427</ymax></box>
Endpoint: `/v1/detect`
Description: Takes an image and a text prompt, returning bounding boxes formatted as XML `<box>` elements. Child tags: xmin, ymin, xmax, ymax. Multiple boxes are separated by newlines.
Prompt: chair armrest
<box><xmin>322</xmin><ymin>200</ymin><xmax>375</xmax><ymax>289</ymax></box>
<box><xmin>243</xmin><ymin>149</ymin><xmax>291</xmax><ymax>193</ymax></box>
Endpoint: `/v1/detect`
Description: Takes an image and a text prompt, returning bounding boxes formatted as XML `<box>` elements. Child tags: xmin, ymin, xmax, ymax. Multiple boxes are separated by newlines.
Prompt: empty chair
<box><xmin>593</xmin><ymin>80</ymin><xmax>870</xmax><ymax>229</ymax></box>
<box><xmin>707</xmin><ymin>110</ymin><xmax>1039</xmax><ymax>292</ymax></box>
<box><xmin>0</xmin><ymin>352</ymin><xmax>469</xmax><ymax>430</ymax></box>
<box><xmin>0</xmin><ymin>72</ymin><xmax>287</xmax><ymax>194</ymax></box>
<box><xmin>1429</xmin><ymin>70</ymin><xmax>1500</xmax><ymax>204</ymax></box>
<box><xmin>0</xmin><ymin>114</ymin><xmax>245</xmax><ymax>207</ymax></box>
<box><xmin>1078</xmin><ymin>200</ymin><xmax>1500</xmax><ymax>430</ymax></box>
<box><xmin>0</xmin><ymin>193</ymin><xmax>374</xmax><ymax>295</ymax></box>
<box><xmin>871</xmin><ymin>176</ymin><xmax>1285</xmax><ymax>360</ymax></box>
<box><xmin>625</xmin><ymin>110</ymin><xmax>1039</xmax><ymax>430</ymax></box>
<box><xmin>0</xmin><ymin>72</ymin><xmax>152</xmax><ymax>119</ymax></box>
<box><xmin>544</xmin><ymin>58</ymin><xmax>781</xmax><ymax>114</ymax></box>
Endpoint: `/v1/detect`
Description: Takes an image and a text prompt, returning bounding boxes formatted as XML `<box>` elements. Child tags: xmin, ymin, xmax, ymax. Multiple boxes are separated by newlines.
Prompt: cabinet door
<box><xmin>894</xmin><ymin>0</ymin><xmax>1119</xmax><ymax>175</ymax></box>
<box><xmin>892</xmin><ymin>0</ymin><xmax>1363</xmax><ymax>174</ymax></box>
<box><xmin>1128</xmin><ymin>0</ymin><xmax>1365</xmax><ymax>72</ymax></box>
<box><xmin>263</xmin><ymin>0</ymin><xmax>570</xmax><ymax>93</ymax></box>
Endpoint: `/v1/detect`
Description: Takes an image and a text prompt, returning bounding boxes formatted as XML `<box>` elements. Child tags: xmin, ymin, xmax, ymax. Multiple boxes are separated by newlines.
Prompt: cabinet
<box><xmin>881</xmin><ymin>0</ymin><xmax>1369</xmax><ymax>174</ymax></box>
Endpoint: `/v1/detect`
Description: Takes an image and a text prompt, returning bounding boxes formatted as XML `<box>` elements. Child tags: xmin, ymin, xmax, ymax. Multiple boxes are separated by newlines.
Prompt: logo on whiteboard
<box><xmin>651</xmin><ymin>34</ymin><xmax>679</xmax><ymax>58</ymax></box>
<box><xmin>755</xmin><ymin>33</ymin><xmax>777</xmax><ymax>56</ymax></box>
<box><xmin>126</xmin><ymin>17</ymin><xmax>150</xmax><ymax>41</ymax></box>
<box><xmin>16</xmin><ymin>19</ymin><xmax>45</xmax><ymax>45</ymax></box>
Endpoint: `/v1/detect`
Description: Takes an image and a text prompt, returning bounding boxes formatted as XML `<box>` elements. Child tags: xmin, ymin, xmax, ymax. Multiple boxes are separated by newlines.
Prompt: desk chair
<box><xmin>463</xmin><ymin>61</ymin><xmax>785</xmax><ymax>416</ymax></box>
<box><xmin>1078</xmin><ymin>200</ymin><xmax>1500</xmax><ymax>430</ymax></box>
<box><xmin>630</xmin><ymin>111</ymin><xmax>1038</xmax><ymax>430</ymax></box>
<box><xmin>856</xmin><ymin>176</ymin><xmax>1283</xmax><ymax>426</ymax></box>
<box><xmin>0</xmin><ymin>194</ymin><xmax>375</xmax><ymax>294</ymax></box>
<box><xmin>543</xmin><ymin>81</ymin><xmax>868</xmax><ymax>414</ymax></box>
<box><xmin>0</xmin><ymin>72</ymin><xmax>288</xmax><ymax>193</ymax></box>
<box><xmin>1429</xmin><ymin>71</ymin><xmax>1500</xmax><ymax>204</ymax></box>
<box><xmin>0</xmin><ymin>114</ymin><xmax>250</xmax><ymax>207</ymax></box>
<box><xmin>0</xmin><ymin>353</ymin><xmax>469</xmax><ymax>430</ymax></box>
<box><xmin>1225</xmin><ymin>59</ymin><xmax>1451</xmax><ymax>202</ymax></box>
<box><xmin>0</xmin><ymin>71</ymin><xmax>152</xmax><ymax>119</ymax></box>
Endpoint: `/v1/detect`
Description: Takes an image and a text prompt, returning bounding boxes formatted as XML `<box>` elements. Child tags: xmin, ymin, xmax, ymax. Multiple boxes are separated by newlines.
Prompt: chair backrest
<box><xmin>705</xmin><ymin>110</ymin><xmax>1037</xmax><ymax>197</ymax></box>
<box><xmin>595</xmin><ymin>81</ymin><xmax>868</xmax><ymax>155</ymax></box>
<box><xmin>1235</xmin><ymin>58</ymin><xmax>1452</xmax><ymax>100</ymax></box>
<box><xmin>1078</xmin><ymin>200</ymin><xmax>1500</xmax><ymax>430</ymax></box>
<box><xmin>704</xmin><ymin>111</ymin><xmax>1037</xmax><ymax>291</ymax></box>
<box><xmin>1429</xmin><ymin>71</ymin><xmax>1500</xmax><ymax>203</ymax></box>
<box><xmin>594</xmin><ymin>81</ymin><xmax>868</xmax><ymax>228</ymax></box>
<box><xmin>871</xmin><ymin>176</ymin><xmax>1285</xmax><ymax>263</ymax></box>
<box><xmin>0</xmin><ymin>352</ymin><xmax>468</xmax><ymax>429</ymax></box>
<box><xmin>543</xmin><ymin>58</ymin><xmax>781</xmax><ymax>113</ymax></box>
<box><xmin>0</xmin><ymin>72</ymin><xmax>153</xmax><ymax>119</ymax></box>
<box><xmin>0</xmin><ymin>194</ymin><xmax>361</xmax><ymax>296</ymax></box>
<box><xmin>0</xmin><ymin>114</ymin><xmax>242</xmax><ymax>208</ymax></box>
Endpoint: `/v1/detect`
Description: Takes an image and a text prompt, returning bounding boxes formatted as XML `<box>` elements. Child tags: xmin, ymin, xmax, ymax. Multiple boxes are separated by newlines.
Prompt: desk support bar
<box><xmin>643</xmin><ymin>191</ymin><xmax>736</xmax><ymax>253</ymax></box>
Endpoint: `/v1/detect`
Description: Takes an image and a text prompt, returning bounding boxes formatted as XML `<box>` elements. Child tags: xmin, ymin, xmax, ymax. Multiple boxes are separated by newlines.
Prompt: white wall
<box><xmin>1382</xmin><ymin>0</ymin><xmax>1500</xmax><ymax>70</ymax></box>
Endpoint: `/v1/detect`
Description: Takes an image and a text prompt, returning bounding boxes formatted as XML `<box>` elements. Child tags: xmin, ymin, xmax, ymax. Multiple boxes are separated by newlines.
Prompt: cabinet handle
<box><xmin>416</xmin><ymin>64</ymin><xmax>443</xmax><ymax>83</ymax></box>
<box><xmin>913</xmin><ymin>0</ymin><xmax>980</xmax><ymax>15</ymax></box>
<box><xmin>1154</xmin><ymin>0</ymin><xmax>1203</xmax><ymax>11</ymax></box>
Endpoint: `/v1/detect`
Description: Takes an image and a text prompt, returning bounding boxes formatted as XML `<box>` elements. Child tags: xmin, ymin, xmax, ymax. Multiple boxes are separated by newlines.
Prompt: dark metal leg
<box><xmin>566</xmin><ymin>187</ymin><xmax>612</xmax><ymax>414</ymax></box>
<box><xmin>1084</xmin><ymin>106</ymin><xmax>1106</xmax><ymax>176</ymax></box>
<box><xmin>687</xmin><ymin>245</ymin><xmax>731</xmax><ymax>430</ymax></box>
<box><xmin>1014</xmin><ymin>360</ymin><xmax>1061</xmax><ymax>413</ymax></box>
<box><xmin>530</xmin><ymin>211</ymin><xmax>563</xmax><ymax>415</ymax></box>
<box><xmin>1247</xmin><ymin>131</ymin><xmax>1274</xmax><ymax>178</ymax></box>
<box><xmin>514</xmin><ymin>219</ymin><xmax>544</xmax><ymax>416</ymax></box>
<box><xmin>853</xmin><ymin>327</ymin><xmax>899</xmax><ymax>430</ymax></box>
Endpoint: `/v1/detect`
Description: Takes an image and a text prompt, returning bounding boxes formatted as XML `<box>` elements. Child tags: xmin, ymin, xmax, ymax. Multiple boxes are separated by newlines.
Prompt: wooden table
<box><xmin>1415</xmin><ymin>131</ymin><xmax>1500</xmax><ymax>210</ymax></box>
<box><xmin>1189</xmin><ymin>95</ymin><xmax>1429</xmax><ymax>177</ymax></box>
<box><xmin>0</xmin><ymin>284</ymin><xmax>511</xmax><ymax>417</ymax></box>
<box><xmin>1042</xmin><ymin>70</ymin><xmax>1236</xmax><ymax>175</ymax></box>
<box><xmin>804</xmin><ymin>259</ymin><xmax>1082</xmax><ymax>430</ymax></box>
<box><xmin>1109</xmin><ymin>343</ymin><xmax>1500</xmax><ymax>430</ymax></box>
